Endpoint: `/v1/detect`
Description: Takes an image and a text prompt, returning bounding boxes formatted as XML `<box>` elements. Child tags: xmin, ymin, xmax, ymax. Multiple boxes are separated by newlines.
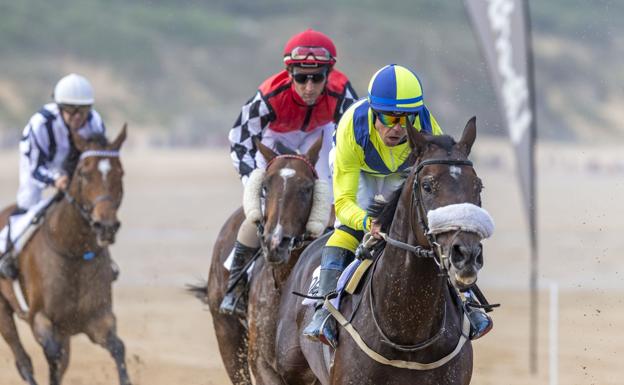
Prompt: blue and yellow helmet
<box><xmin>367</xmin><ymin>64</ymin><xmax>424</xmax><ymax>113</ymax></box>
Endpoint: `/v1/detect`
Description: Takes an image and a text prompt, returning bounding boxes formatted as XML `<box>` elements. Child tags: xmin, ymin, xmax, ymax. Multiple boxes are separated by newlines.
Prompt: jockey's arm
<box><xmin>228</xmin><ymin>91</ymin><xmax>273</xmax><ymax>185</ymax></box>
<box><xmin>332</xmin><ymin>113</ymin><xmax>371</xmax><ymax>232</ymax></box>
<box><xmin>23</xmin><ymin>126</ymin><xmax>59</xmax><ymax>187</ymax></box>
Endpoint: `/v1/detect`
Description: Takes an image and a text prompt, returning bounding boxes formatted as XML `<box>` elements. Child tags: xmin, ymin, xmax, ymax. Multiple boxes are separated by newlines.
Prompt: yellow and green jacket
<box><xmin>332</xmin><ymin>99</ymin><xmax>443</xmax><ymax>231</ymax></box>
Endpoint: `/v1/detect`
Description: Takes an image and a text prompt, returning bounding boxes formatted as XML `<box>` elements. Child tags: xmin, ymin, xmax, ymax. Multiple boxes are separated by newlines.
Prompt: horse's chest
<box><xmin>40</xmin><ymin>262</ymin><xmax>111</xmax><ymax>324</ymax></box>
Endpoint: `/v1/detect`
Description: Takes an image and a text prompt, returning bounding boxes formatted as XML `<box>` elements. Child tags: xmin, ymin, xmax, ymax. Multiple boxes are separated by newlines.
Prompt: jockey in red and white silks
<box><xmin>220</xmin><ymin>29</ymin><xmax>358</xmax><ymax>317</ymax></box>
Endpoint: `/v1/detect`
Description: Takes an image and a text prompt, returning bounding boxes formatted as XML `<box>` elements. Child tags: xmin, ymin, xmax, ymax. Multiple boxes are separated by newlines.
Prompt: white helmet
<box><xmin>53</xmin><ymin>73</ymin><xmax>94</xmax><ymax>105</ymax></box>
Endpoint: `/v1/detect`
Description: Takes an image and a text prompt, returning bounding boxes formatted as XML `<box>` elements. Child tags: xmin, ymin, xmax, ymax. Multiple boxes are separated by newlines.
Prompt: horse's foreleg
<box><xmin>212</xmin><ymin>312</ymin><xmax>252</xmax><ymax>385</ymax></box>
<box><xmin>0</xmin><ymin>297</ymin><xmax>37</xmax><ymax>385</ymax></box>
<box><xmin>32</xmin><ymin>312</ymin><xmax>68</xmax><ymax>385</ymax></box>
<box><xmin>85</xmin><ymin>313</ymin><xmax>131</xmax><ymax>385</ymax></box>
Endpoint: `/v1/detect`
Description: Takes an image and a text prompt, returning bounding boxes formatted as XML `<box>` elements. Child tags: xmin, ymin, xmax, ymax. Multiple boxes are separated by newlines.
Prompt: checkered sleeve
<box><xmin>228</xmin><ymin>91</ymin><xmax>274</xmax><ymax>183</ymax></box>
<box><xmin>335</xmin><ymin>81</ymin><xmax>359</xmax><ymax>123</ymax></box>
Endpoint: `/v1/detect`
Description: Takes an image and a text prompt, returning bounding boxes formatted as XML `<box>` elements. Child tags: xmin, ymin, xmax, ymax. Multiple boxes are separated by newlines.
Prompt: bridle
<box><xmin>257</xmin><ymin>154</ymin><xmax>319</xmax><ymax>252</ymax></box>
<box><xmin>64</xmin><ymin>149</ymin><xmax>121</xmax><ymax>229</ymax></box>
<box><xmin>380</xmin><ymin>158</ymin><xmax>475</xmax><ymax>274</ymax></box>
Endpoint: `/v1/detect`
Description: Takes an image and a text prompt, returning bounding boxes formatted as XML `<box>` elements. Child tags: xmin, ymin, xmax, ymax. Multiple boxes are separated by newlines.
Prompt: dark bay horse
<box><xmin>191</xmin><ymin>135</ymin><xmax>329</xmax><ymax>385</ymax></box>
<box><xmin>0</xmin><ymin>125</ymin><xmax>130</xmax><ymax>385</ymax></box>
<box><xmin>276</xmin><ymin>118</ymin><xmax>492</xmax><ymax>385</ymax></box>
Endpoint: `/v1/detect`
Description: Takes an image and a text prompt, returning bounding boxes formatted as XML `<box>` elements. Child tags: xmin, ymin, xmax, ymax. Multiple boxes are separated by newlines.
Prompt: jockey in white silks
<box><xmin>0</xmin><ymin>73</ymin><xmax>114</xmax><ymax>280</ymax></box>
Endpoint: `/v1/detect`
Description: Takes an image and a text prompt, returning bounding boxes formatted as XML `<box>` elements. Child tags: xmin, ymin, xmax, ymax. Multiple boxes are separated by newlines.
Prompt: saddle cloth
<box><xmin>302</xmin><ymin>258</ymin><xmax>363</xmax><ymax>308</ymax></box>
<box><xmin>0</xmin><ymin>196</ymin><xmax>55</xmax><ymax>256</ymax></box>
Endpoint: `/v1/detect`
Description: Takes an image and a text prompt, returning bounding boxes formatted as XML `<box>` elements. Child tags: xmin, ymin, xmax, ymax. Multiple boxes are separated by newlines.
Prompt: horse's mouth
<box><xmin>96</xmin><ymin>235</ymin><xmax>115</xmax><ymax>247</ymax></box>
<box><xmin>450</xmin><ymin>268</ymin><xmax>478</xmax><ymax>290</ymax></box>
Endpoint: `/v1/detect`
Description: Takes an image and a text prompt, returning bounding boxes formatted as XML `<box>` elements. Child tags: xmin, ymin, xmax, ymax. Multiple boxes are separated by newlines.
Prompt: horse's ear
<box><xmin>305</xmin><ymin>132</ymin><xmax>323</xmax><ymax>166</ymax></box>
<box><xmin>458</xmin><ymin>117</ymin><xmax>477</xmax><ymax>155</ymax></box>
<box><xmin>111</xmin><ymin>123</ymin><xmax>128</xmax><ymax>151</ymax></box>
<box><xmin>254</xmin><ymin>137</ymin><xmax>277</xmax><ymax>163</ymax></box>
<box><xmin>406</xmin><ymin>123</ymin><xmax>428</xmax><ymax>155</ymax></box>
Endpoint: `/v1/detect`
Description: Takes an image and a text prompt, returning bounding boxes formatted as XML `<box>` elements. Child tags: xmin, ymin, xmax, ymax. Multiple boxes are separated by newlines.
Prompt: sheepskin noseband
<box><xmin>427</xmin><ymin>203</ymin><xmax>494</xmax><ymax>239</ymax></box>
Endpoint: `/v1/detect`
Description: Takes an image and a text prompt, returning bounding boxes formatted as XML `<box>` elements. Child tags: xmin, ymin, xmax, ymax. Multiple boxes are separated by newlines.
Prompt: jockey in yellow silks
<box><xmin>303</xmin><ymin>64</ymin><xmax>492</xmax><ymax>348</ymax></box>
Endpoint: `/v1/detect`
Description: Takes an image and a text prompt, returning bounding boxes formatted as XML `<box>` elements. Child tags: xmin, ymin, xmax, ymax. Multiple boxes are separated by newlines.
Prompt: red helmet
<box><xmin>283</xmin><ymin>29</ymin><xmax>337</xmax><ymax>67</ymax></box>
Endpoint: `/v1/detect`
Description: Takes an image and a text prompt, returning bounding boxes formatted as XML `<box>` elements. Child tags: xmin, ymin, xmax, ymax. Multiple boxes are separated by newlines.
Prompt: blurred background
<box><xmin>0</xmin><ymin>1</ymin><xmax>622</xmax><ymax>384</ymax></box>
<box><xmin>0</xmin><ymin>0</ymin><xmax>622</xmax><ymax>145</ymax></box>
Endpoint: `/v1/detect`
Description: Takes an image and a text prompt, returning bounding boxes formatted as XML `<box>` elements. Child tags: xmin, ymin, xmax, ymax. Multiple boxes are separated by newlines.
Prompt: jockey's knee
<box><xmin>236</xmin><ymin>216</ymin><xmax>260</xmax><ymax>248</ymax></box>
<box><xmin>326</xmin><ymin>227</ymin><xmax>361</xmax><ymax>253</ymax></box>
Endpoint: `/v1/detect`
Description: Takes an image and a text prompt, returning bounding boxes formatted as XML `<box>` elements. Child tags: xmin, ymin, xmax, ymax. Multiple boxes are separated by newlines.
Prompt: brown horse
<box><xmin>276</xmin><ymin>118</ymin><xmax>492</xmax><ymax>385</ymax></box>
<box><xmin>0</xmin><ymin>125</ymin><xmax>129</xmax><ymax>385</ymax></box>
<box><xmin>191</xmin><ymin>135</ymin><xmax>329</xmax><ymax>385</ymax></box>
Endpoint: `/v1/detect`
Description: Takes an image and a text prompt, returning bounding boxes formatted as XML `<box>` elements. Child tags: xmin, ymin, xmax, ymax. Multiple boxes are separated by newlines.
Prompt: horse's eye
<box><xmin>422</xmin><ymin>181</ymin><xmax>433</xmax><ymax>193</ymax></box>
<box><xmin>79</xmin><ymin>169</ymin><xmax>91</xmax><ymax>181</ymax></box>
<box><xmin>299</xmin><ymin>184</ymin><xmax>313</xmax><ymax>198</ymax></box>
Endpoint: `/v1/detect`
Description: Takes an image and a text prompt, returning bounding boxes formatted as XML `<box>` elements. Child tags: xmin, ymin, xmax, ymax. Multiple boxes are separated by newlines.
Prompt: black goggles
<box><xmin>60</xmin><ymin>104</ymin><xmax>91</xmax><ymax>115</ymax></box>
<box><xmin>292</xmin><ymin>71</ymin><xmax>327</xmax><ymax>84</ymax></box>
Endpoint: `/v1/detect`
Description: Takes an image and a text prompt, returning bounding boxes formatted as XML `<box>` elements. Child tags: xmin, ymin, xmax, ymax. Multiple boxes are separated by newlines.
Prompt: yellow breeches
<box><xmin>326</xmin><ymin>228</ymin><xmax>360</xmax><ymax>253</ymax></box>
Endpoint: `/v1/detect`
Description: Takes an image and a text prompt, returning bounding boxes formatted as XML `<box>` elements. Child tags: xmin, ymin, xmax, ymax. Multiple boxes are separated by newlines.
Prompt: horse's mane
<box><xmin>366</xmin><ymin>133</ymin><xmax>458</xmax><ymax>231</ymax></box>
<box><xmin>367</xmin><ymin>180</ymin><xmax>406</xmax><ymax>232</ymax></box>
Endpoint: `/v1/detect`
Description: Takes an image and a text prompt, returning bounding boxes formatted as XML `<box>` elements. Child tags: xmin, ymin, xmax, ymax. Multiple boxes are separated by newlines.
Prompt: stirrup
<box><xmin>219</xmin><ymin>279</ymin><xmax>248</xmax><ymax>317</ymax></box>
<box><xmin>0</xmin><ymin>254</ymin><xmax>18</xmax><ymax>280</ymax></box>
<box><xmin>467</xmin><ymin>308</ymin><xmax>493</xmax><ymax>340</ymax></box>
<box><xmin>303</xmin><ymin>306</ymin><xmax>338</xmax><ymax>348</ymax></box>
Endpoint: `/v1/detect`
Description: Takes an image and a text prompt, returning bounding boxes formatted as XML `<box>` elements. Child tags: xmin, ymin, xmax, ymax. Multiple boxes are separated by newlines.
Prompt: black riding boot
<box><xmin>465</xmin><ymin>289</ymin><xmax>493</xmax><ymax>340</ymax></box>
<box><xmin>303</xmin><ymin>246</ymin><xmax>354</xmax><ymax>348</ymax></box>
<box><xmin>0</xmin><ymin>253</ymin><xmax>17</xmax><ymax>280</ymax></box>
<box><xmin>219</xmin><ymin>241</ymin><xmax>258</xmax><ymax>317</ymax></box>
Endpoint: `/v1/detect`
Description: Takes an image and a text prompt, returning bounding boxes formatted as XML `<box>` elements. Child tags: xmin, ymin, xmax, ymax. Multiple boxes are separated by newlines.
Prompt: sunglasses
<box><xmin>287</xmin><ymin>46</ymin><xmax>332</xmax><ymax>62</ymax></box>
<box><xmin>60</xmin><ymin>104</ymin><xmax>91</xmax><ymax>115</ymax></box>
<box><xmin>374</xmin><ymin>111</ymin><xmax>417</xmax><ymax>129</ymax></box>
<box><xmin>292</xmin><ymin>71</ymin><xmax>327</xmax><ymax>84</ymax></box>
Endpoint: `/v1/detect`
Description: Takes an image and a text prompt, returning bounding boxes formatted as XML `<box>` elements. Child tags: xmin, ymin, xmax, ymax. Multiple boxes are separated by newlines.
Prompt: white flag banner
<box><xmin>463</xmin><ymin>0</ymin><xmax>539</xmax><ymax>373</ymax></box>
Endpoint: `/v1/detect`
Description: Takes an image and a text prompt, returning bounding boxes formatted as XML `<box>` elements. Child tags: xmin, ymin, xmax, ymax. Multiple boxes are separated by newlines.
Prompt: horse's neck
<box><xmin>47</xmin><ymin>199</ymin><xmax>98</xmax><ymax>256</ymax></box>
<box><xmin>372</xmin><ymin>184</ymin><xmax>446</xmax><ymax>342</ymax></box>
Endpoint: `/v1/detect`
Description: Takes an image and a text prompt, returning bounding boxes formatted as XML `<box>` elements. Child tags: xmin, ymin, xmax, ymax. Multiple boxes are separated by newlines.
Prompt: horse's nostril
<box><xmin>113</xmin><ymin>221</ymin><xmax>121</xmax><ymax>232</ymax></box>
<box><xmin>93</xmin><ymin>221</ymin><xmax>103</xmax><ymax>231</ymax></box>
<box><xmin>476</xmin><ymin>245</ymin><xmax>484</xmax><ymax>268</ymax></box>
<box><xmin>451</xmin><ymin>244</ymin><xmax>466</xmax><ymax>267</ymax></box>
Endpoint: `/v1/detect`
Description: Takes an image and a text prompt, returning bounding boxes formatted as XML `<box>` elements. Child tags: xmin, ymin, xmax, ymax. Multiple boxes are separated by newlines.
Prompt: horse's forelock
<box><xmin>426</xmin><ymin>134</ymin><xmax>456</xmax><ymax>154</ymax></box>
<box><xmin>84</xmin><ymin>133</ymin><xmax>109</xmax><ymax>148</ymax></box>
